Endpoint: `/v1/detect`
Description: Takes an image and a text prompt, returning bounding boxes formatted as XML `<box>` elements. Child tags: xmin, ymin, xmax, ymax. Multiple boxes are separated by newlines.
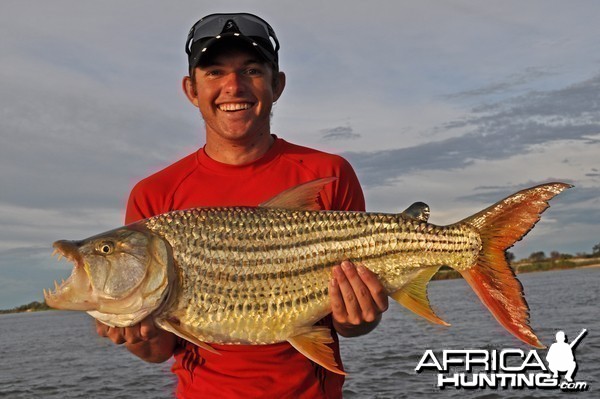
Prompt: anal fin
<box><xmin>156</xmin><ymin>317</ymin><xmax>220</xmax><ymax>355</ymax></box>
<box><xmin>390</xmin><ymin>266</ymin><xmax>450</xmax><ymax>326</ymax></box>
<box><xmin>287</xmin><ymin>326</ymin><xmax>346</xmax><ymax>375</ymax></box>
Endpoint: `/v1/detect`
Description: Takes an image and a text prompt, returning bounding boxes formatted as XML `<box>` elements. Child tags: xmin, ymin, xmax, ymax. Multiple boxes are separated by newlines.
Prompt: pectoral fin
<box><xmin>390</xmin><ymin>266</ymin><xmax>450</xmax><ymax>326</ymax></box>
<box><xmin>287</xmin><ymin>326</ymin><xmax>346</xmax><ymax>375</ymax></box>
<box><xmin>156</xmin><ymin>317</ymin><xmax>220</xmax><ymax>355</ymax></box>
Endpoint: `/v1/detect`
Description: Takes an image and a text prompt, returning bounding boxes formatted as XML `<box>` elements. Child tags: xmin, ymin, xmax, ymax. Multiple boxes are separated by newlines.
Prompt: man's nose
<box><xmin>223</xmin><ymin>72</ymin><xmax>245</xmax><ymax>95</ymax></box>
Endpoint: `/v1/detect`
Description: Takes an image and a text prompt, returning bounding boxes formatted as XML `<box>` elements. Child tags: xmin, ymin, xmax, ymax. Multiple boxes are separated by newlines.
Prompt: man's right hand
<box><xmin>95</xmin><ymin>317</ymin><xmax>177</xmax><ymax>363</ymax></box>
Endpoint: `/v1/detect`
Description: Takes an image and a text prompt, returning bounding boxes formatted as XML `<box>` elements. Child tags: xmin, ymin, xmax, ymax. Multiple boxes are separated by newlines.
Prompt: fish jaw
<box><xmin>45</xmin><ymin>225</ymin><xmax>173</xmax><ymax>327</ymax></box>
<box><xmin>44</xmin><ymin>240</ymin><xmax>98</xmax><ymax>311</ymax></box>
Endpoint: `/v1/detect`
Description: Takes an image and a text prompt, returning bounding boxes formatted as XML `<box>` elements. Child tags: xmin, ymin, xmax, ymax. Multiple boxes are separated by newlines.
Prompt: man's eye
<box><xmin>206</xmin><ymin>70</ymin><xmax>222</xmax><ymax>77</ymax></box>
<box><xmin>244</xmin><ymin>68</ymin><xmax>262</xmax><ymax>76</ymax></box>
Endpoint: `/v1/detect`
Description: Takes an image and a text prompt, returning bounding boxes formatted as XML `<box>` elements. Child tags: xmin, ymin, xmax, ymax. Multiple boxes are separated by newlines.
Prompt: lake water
<box><xmin>1</xmin><ymin>268</ymin><xmax>597</xmax><ymax>398</ymax></box>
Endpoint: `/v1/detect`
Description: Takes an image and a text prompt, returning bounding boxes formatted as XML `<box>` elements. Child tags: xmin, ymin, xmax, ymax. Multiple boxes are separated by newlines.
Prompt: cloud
<box><xmin>453</xmin><ymin>181</ymin><xmax>600</xmax><ymax>226</ymax></box>
<box><xmin>586</xmin><ymin>167</ymin><xmax>600</xmax><ymax>178</ymax></box>
<box><xmin>344</xmin><ymin>73</ymin><xmax>600</xmax><ymax>188</ymax></box>
<box><xmin>321</xmin><ymin>126</ymin><xmax>361</xmax><ymax>141</ymax></box>
<box><xmin>445</xmin><ymin>67</ymin><xmax>557</xmax><ymax>99</ymax></box>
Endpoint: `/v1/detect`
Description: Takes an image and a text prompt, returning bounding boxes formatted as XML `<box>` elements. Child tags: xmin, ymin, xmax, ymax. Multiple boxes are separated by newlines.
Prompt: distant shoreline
<box><xmin>0</xmin><ymin>301</ymin><xmax>51</xmax><ymax>315</ymax></box>
<box><xmin>2</xmin><ymin>258</ymin><xmax>598</xmax><ymax>314</ymax></box>
<box><xmin>580</xmin><ymin>263</ymin><xmax>600</xmax><ymax>269</ymax></box>
<box><xmin>433</xmin><ymin>257</ymin><xmax>599</xmax><ymax>281</ymax></box>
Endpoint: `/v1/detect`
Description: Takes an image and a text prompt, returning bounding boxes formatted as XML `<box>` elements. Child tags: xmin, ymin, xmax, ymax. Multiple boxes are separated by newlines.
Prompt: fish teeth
<box><xmin>52</xmin><ymin>249</ymin><xmax>66</xmax><ymax>262</ymax></box>
<box><xmin>54</xmin><ymin>280</ymin><xmax>60</xmax><ymax>291</ymax></box>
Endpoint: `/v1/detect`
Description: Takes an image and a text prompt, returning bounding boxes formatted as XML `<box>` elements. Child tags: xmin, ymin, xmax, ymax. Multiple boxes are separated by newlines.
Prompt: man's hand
<box><xmin>95</xmin><ymin>317</ymin><xmax>158</xmax><ymax>345</ymax></box>
<box><xmin>95</xmin><ymin>317</ymin><xmax>177</xmax><ymax>363</ymax></box>
<box><xmin>329</xmin><ymin>260</ymin><xmax>389</xmax><ymax>337</ymax></box>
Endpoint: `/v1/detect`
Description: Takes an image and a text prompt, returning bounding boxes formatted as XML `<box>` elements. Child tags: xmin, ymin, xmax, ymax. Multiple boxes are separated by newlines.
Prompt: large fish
<box><xmin>44</xmin><ymin>178</ymin><xmax>570</xmax><ymax>374</ymax></box>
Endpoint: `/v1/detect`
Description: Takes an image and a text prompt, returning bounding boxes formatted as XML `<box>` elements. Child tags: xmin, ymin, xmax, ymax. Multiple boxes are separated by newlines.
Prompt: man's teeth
<box><xmin>218</xmin><ymin>103</ymin><xmax>252</xmax><ymax>111</ymax></box>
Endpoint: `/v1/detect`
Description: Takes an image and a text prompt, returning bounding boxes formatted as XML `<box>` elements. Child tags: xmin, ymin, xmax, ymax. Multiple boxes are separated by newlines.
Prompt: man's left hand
<box><xmin>329</xmin><ymin>260</ymin><xmax>389</xmax><ymax>337</ymax></box>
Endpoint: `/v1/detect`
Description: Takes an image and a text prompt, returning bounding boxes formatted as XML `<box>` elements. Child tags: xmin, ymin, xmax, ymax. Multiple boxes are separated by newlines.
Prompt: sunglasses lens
<box><xmin>191</xmin><ymin>14</ymin><xmax>276</xmax><ymax>51</ymax></box>
<box><xmin>186</xmin><ymin>13</ymin><xmax>279</xmax><ymax>70</ymax></box>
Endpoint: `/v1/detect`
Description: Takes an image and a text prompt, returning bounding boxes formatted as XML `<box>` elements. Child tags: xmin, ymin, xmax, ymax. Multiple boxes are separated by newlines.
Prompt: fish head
<box><xmin>44</xmin><ymin>225</ymin><xmax>171</xmax><ymax>322</ymax></box>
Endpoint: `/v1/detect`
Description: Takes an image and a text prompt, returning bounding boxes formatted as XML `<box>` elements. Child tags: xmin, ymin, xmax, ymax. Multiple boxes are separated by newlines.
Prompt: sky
<box><xmin>1</xmin><ymin>0</ymin><xmax>599</xmax><ymax>308</ymax></box>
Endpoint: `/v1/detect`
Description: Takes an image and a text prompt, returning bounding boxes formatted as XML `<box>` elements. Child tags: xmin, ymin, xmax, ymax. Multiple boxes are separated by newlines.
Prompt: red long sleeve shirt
<box><xmin>126</xmin><ymin>137</ymin><xmax>365</xmax><ymax>399</ymax></box>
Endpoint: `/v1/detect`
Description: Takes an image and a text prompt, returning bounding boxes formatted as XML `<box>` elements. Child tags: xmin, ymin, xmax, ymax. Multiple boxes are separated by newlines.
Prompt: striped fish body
<box><xmin>45</xmin><ymin>178</ymin><xmax>571</xmax><ymax>374</ymax></box>
<box><xmin>146</xmin><ymin>207</ymin><xmax>481</xmax><ymax>345</ymax></box>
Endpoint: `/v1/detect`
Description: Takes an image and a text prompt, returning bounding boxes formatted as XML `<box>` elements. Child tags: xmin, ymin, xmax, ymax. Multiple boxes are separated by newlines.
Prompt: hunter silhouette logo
<box><xmin>546</xmin><ymin>329</ymin><xmax>587</xmax><ymax>383</ymax></box>
<box><xmin>415</xmin><ymin>328</ymin><xmax>590</xmax><ymax>392</ymax></box>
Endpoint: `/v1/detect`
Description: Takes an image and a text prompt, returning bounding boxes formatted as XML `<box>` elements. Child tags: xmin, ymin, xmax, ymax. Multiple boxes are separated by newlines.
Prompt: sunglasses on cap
<box><xmin>185</xmin><ymin>13</ymin><xmax>280</xmax><ymax>71</ymax></box>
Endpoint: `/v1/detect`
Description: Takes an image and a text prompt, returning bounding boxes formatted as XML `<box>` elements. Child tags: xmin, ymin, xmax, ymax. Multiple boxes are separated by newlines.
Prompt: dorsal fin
<box><xmin>401</xmin><ymin>202</ymin><xmax>430</xmax><ymax>222</ymax></box>
<box><xmin>259</xmin><ymin>177</ymin><xmax>337</xmax><ymax>210</ymax></box>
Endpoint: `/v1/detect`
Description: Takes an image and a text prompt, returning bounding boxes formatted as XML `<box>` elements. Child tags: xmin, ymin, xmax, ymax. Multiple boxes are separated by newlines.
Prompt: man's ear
<box><xmin>273</xmin><ymin>71</ymin><xmax>286</xmax><ymax>102</ymax></box>
<box><xmin>182</xmin><ymin>75</ymin><xmax>199</xmax><ymax>107</ymax></box>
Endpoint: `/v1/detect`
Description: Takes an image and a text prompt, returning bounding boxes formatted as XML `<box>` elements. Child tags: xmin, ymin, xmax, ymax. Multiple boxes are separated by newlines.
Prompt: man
<box><xmin>96</xmin><ymin>13</ymin><xmax>388</xmax><ymax>398</ymax></box>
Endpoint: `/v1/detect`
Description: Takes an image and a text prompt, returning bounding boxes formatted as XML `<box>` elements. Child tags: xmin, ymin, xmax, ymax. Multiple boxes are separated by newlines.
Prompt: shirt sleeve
<box><xmin>331</xmin><ymin>157</ymin><xmax>365</xmax><ymax>212</ymax></box>
<box><xmin>124</xmin><ymin>179</ymin><xmax>167</xmax><ymax>224</ymax></box>
<box><xmin>125</xmin><ymin>185</ymin><xmax>148</xmax><ymax>224</ymax></box>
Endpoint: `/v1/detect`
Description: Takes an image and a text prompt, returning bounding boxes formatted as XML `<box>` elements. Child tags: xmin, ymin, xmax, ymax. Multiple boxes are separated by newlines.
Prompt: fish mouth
<box><xmin>44</xmin><ymin>240</ymin><xmax>97</xmax><ymax>311</ymax></box>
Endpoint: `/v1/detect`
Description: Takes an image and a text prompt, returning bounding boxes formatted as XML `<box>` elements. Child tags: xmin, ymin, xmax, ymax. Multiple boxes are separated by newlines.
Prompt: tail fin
<box><xmin>458</xmin><ymin>183</ymin><xmax>572</xmax><ymax>348</ymax></box>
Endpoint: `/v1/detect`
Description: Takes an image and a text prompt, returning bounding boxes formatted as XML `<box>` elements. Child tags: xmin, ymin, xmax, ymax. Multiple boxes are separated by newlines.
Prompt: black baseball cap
<box><xmin>185</xmin><ymin>13</ymin><xmax>280</xmax><ymax>72</ymax></box>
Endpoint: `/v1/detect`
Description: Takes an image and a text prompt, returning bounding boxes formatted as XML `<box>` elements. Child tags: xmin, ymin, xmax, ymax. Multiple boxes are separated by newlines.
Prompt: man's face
<box><xmin>185</xmin><ymin>46</ymin><xmax>284</xmax><ymax>145</ymax></box>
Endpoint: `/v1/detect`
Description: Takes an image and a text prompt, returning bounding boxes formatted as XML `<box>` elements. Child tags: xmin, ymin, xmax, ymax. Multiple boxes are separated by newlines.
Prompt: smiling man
<box><xmin>95</xmin><ymin>13</ymin><xmax>388</xmax><ymax>398</ymax></box>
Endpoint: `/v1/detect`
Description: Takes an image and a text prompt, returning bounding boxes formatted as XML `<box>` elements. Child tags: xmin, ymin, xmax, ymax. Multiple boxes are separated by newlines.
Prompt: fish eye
<box><xmin>97</xmin><ymin>242</ymin><xmax>115</xmax><ymax>255</ymax></box>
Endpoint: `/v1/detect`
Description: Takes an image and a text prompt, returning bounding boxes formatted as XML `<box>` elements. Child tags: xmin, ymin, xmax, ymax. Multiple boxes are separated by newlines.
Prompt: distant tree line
<box><xmin>0</xmin><ymin>301</ymin><xmax>50</xmax><ymax>314</ymax></box>
<box><xmin>523</xmin><ymin>242</ymin><xmax>600</xmax><ymax>262</ymax></box>
<box><xmin>594</xmin><ymin>242</ymin><xmax>600</xmax><ymax>257</ymax></box>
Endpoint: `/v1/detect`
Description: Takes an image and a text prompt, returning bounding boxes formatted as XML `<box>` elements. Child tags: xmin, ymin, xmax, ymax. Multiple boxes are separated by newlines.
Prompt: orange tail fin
<box><xmin>458</xmin><ymin>183</ymin><xmax>572</xmax><ymax>348</ymax></box>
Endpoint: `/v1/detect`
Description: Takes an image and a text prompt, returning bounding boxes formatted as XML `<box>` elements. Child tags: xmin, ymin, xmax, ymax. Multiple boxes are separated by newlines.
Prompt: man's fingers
<box><xmin>139</xmin><ymin>317</ymin><xmax>158</xmax><ymax>340</ymax></box>
<box><xmin>107</xmin><ymin>327</ymin><xmax>126</xmax><ymax>345</ymax></box>
<box><xmin>329</xmin><ymin>273</ymin><xmax>347</xmax><ymax>319</ymax></box>
<box><xmin>94</xmin><ymin>316</ymin><xmax>158</xmax><ymax>346</ymax></box>
<box><xmin>340</xmin><ymin>261</ymin><xmax>382</xmax><ymax>322</ymax></box>
<box><xmin>333</xmin><ymin>263</ymin><xmax>362</xmax><ymax>324</ymax></box>
<box><xmin>331</xmin><ymin>261</ymin><xmax>389</xmax><ymax>324</ymax></box>
<box><xmin>95</xmin><ymin>320</ymin><xmax>109</xmax><ymax>337</ymax></box>
<box><xmin>356</xmin><ymin>265</ymin><xmax>389</xmax><ymax>312</ymax></box>
<box><xmin>341</xmin><ymin>261</ymin><xmax>376</xmax><ymax>311</ymax></box>
<box><xmin>124</xmin><ymin>324</ymin><xmax>143</xmax><ymax>344</ymax></box>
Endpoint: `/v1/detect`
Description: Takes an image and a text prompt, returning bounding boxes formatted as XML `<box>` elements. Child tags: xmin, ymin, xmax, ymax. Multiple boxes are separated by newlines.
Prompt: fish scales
<box><xmin>144</xmin><ymin>207</ymin><xmax>481</xmax><ymax>344</ymax></box>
